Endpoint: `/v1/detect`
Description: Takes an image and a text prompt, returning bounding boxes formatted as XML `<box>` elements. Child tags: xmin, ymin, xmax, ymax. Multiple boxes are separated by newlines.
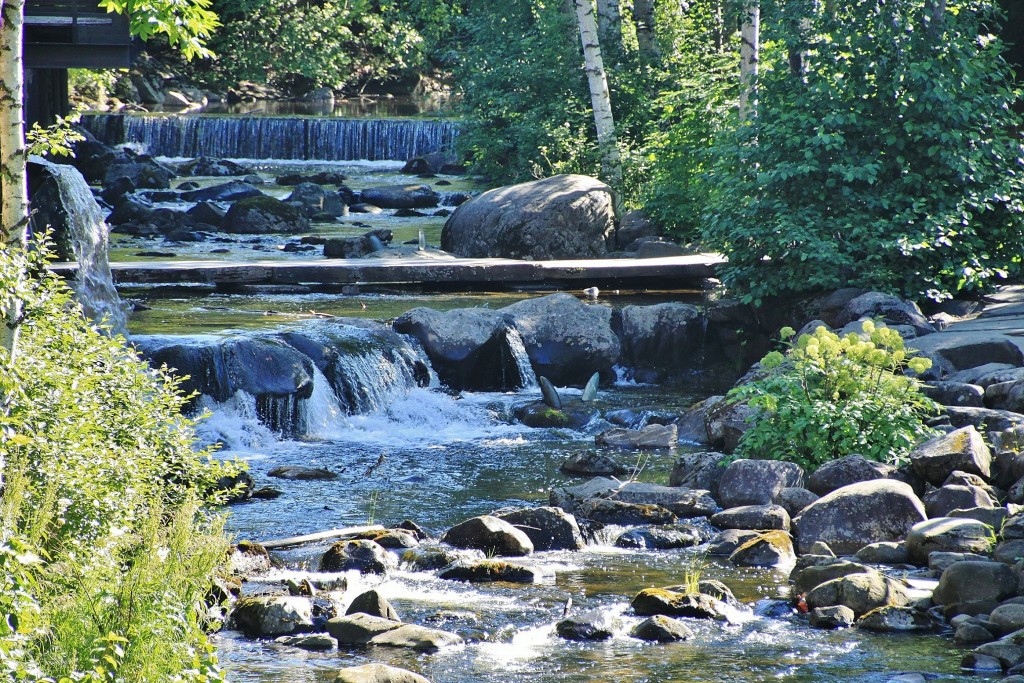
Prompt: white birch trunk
<box><xmin>632</xmin><ymin>0</ymin><xmax>658</xmax><ymax>61</ymax></box>
<box><xmin>738</xmin><ymin>0</ymin><xmax>760</xmax><ymax>120</ymax></box>
<box><xmin>574</xmin><ymin>0</ymin><xmax>623</xmax><ymax>195</ymax></box>
<box><xmin>0</xmin><ymin>0</ymin><xmax>27</xmax><ymax>362</ymax></box>
<box><xmin>596</xmin><ymin>0</ymin><xmax>622</xmax><ymax>54</ymax></box>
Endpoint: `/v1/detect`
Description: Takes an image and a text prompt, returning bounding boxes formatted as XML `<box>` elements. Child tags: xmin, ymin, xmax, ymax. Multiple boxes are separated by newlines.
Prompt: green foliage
<box><xmin>453</xmin><ymin>0</ymin><xmax>598</xmax><ymax>182</ymax></box>
<box><xmin>0</xmin><ymin>243</ymin><xmax>239</xmax><ymax>681</ymax></box>
<box><xmin>728</xmin><ymin>322</ymin><xmax>939</xmax><ymax>471</ymax></box>
<box><xmin>26</xmin><ymin>113</ymin><xmax>85</xmax><ymax>160</ymax></box>
<box><xmin>639</xmin><ymin>0</ymin><xmax>739</xmax><ymax>237</ymax></box>
<box><xmin>197</xmin><ymin>0</ymin><xmax>460</xmax><ymax>91</ymax></box>
<box><xmin>99</xmin><ymin>0</ymin><xmax>219</xmax><ymax>59</ymax></box>
<box><xmin>703</xmin><ymin>0</ymin><xmax>1024</xmax><ymax>304</ymax></box>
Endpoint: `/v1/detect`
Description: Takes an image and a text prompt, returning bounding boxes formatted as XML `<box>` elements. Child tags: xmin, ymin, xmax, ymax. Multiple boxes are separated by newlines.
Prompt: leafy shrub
<box><xmin>703</xmin><ymin>0</ymin><xmax>1024</xmax><ymax>304</ymax></box>
<box><xmin>0</xmin><ymin>243</ymin><xmax>239</xmax><ymax>681</ymax></box>
<box><xmin>728</xmin><ymin>322</ymin><xmax>939</xmax><ymax>471</ymax></box>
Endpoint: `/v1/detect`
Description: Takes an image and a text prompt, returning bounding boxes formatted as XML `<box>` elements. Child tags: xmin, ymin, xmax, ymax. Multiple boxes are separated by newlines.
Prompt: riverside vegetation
<box><xmin>0</xmin><ymin>243</ymin><xmax>243</xmax><ymax>682</ymax></box>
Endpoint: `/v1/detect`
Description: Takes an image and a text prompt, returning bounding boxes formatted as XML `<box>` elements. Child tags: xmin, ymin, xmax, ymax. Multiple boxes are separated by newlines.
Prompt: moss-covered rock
<box><xmin>223</xmin><ymin>195</ymin><xmax>310</xmax><ymax>234</ymax></box>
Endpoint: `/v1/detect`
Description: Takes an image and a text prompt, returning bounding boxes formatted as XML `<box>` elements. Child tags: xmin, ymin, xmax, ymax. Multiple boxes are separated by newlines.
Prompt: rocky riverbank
<box><xmin>195</xmin><ymin>284</ymin><xmax>1024</xmax><ymax>683</ymax></box>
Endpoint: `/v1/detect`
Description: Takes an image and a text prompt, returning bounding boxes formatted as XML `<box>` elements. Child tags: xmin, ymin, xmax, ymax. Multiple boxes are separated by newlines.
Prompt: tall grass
<box><xmin>0</xmin><ymin>244</ymin><xmax>240</xmax><ymax>682</ymax></box>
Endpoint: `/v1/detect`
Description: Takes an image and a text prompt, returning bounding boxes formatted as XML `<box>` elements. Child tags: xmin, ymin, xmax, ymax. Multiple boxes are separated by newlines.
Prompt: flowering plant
<box><xmin>727</xmin><ymin>321</ymin><xmax>939</xmax><ymax>470</ymax></box>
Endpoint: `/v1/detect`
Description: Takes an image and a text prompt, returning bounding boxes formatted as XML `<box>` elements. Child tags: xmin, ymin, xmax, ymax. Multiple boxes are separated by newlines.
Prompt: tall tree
<box><xmin>574</xmin><ymin>0</ymin><xmax>623</xmax><ymax>193</ymax></box>
<box><xmin>0</xmin><ymin>0</ymin><xmax>217</xmax><ymax>360</ymax></box>
<box><xmin>0</xmin><ymin>0</ymin><xmax>29</xmax><ymax>359</ymax></box>
<box><xmin>633</xmin><ymin>0</ymin><xmax>658</xmax><ymax>60</ymax></box>
<box><xmin>596</xmin><ymin>0</ymin><xmax>623</xmax><ymax>54</ymax></box>
<box><xmin>738</xmin><ymin>0</ymin><xmax>760</xmax><ymax>119</ymax></box>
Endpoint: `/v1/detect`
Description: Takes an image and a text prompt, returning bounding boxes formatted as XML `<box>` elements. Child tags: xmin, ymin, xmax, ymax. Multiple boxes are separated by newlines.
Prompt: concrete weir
<box><xmin>51</xmin><ymin>254</ymin><xmax>725</xmax><ymax>291</ymax></box>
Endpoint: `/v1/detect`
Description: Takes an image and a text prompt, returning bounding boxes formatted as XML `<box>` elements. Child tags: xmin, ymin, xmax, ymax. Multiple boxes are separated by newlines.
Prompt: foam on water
<box><xmin>340</xmin><ymin>388</ymin><xmax>528</xmax><ymax>448</ymax></box>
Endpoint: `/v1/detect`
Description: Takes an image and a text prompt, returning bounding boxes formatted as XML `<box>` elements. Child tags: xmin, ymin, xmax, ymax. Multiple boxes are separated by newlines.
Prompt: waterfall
<box><xmin>284</xmin><ymin>320</ymin><xmax>432</xmax><ymax>416</ymax></box>
<box><xmin>80</xmin><ymin>114</ymin><xmax>461</xmax><ymax>161</ymax></box>
<box><xmin>504</xmin><ymin>325</ymin><xmax>538</xmax><ymax>390</ymax></box>
<box><xmin>31</xmin><ymin>157</ymin><xmax>128</xmax><ymax>337</ymax></box>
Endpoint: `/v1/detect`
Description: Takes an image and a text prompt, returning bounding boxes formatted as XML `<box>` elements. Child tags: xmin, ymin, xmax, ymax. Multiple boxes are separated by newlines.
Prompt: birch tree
<box><xmin>0</xmin><ymin>0</ymin><xmax>217</xmax><ymax>361</ymax></box>
<box><xmin>738</xmin><ymin>0</ymin><xmax>760</xmax><ymax>119</ymax></box>
<box><xmin>596</xmin><ymin>0</ymin><xmax>623</xmax><ymax>54</ymax></box>
<box><xmin>633</xmin><ymin>0</ymin><xmax>658</xmax><ymax>61</ymax></box>
<box><xmin>0</xmin><ymin>0</ymin><xmax>29</xmax><ymax>359</ymax></box>
<box><xmin>574</xmin><ymin>0</ymin><xmax>623</xmax><ymax>194</ymax></box>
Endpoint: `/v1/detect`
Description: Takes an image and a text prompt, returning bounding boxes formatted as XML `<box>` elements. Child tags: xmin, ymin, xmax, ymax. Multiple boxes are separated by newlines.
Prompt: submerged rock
<box><xmin>614</xmin><ymin>524</ymin><xmax>709</xmax><ymax>550</ymax></box>
<box><xmin>438</xmin><ymin>559</ymin><xmax>541</xmax><ymax>583</ymax></box>
<box><xmin>630</xmin><ymin>615</ymin><xmax>695</xmax><ymax>642</ymax></box>
<box><xmin>631</xmin><ymin>588</ymin><xmax>725</xmax><ymax>620</ymax></box>
<box><xmin>595</xmin><ymin>424</ymin><xmax>678</xmax><ymax>449</ymax></box>
<box><xmin>561</xmin><ymin>451</ymin><xmax>629</xmax><ymax>476</ymax></box>
<box><xmin>267</xmin><ymin>466</ymin><xmax>338</xmax><ymax>480</ymax></box>
<box><xmin>332</xmin><ymin>663</ymin><xmax>432</xmax><ymax>683</ymax></box>
<box><xmin>556</xmin><ymin>610</ymin><xmax>618</xmax><ymax>641</ymax></box>
<box><xmin>223</xmin><ymin>195</ymin><xmax>310</xmax><ymax>234</ymax></box>
<box><xmin>577</xmin><ymin>498</ymin><xmax>676</xmax><ymax>525</ymax></box>
<box><xmin>857</xmin><ymin>606</ymin><xmax>934</xmax><ymax>633</ymax></box>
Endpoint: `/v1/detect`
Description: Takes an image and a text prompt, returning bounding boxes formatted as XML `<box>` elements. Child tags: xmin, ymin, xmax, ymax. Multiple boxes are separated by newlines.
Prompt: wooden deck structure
<box><xmin>51</xmin><ymin>254</ymin><xmax>725</xmax><ymax>291</ymax></box>
<box><xmin>24</xmin><ymin>0</ymin><xmax>134</xmax><ymax>69</ymax></box>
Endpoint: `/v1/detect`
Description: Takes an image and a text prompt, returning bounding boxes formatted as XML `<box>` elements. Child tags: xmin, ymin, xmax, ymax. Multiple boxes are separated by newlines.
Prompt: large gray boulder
<box><xmin>494</xmin><ymin>507</ymin><xmax>586</xmax><ymax>551</ymax></box>
<box><xmin>441</xmin><ymin>174</ymin><xmax>614</xmax><ymax>260</ymax></box>
<box><xmin>909</xmin><ymin>331</ymin><xmax>1024</xmax><ymax>378</ymax></box>
<box><xmin>832</xmin><ymin>292</ymin><xmax>935</xmax><ymax>336</ymax></box>
<box><xmin>501</xmin><ymin>294</ymin><xmax>620</xmax><ymax>386</ymax></box>
<box><xmin>392</xmin><ymin>307</ymin><xmax>531</xmax><ymax>391</ymax></box>
<box><xmin>922</xmin><ymin>484</ymin><xmax>996</xmax><ymax>518</ymax></box>
<box><xmin>910</xmin><ymin>426</ymin><xmax>992</xmax><ymax>485</ymax></box>
<box><xmin>441</xmin><ymin>515</ymin><xmax>534</xmax><ymax>556</ymax></box>
<box><xmin>792</xmin><ymin>480</ymin><xmax>927</xmax><ymax>554</ymax></box>
<box><xmin>551</xmin><ymin>478</ymin><xmax>718</xmax><ymax>518</ymax></box>
<box><xmin>905</xmin><ymin>518</ymin><xmax>995</xmax><ymax>564</ymax></box>
<box><xmin>717</xmin><ymin>459</ymin><xmax>804</xmax><ymax>508</ymax></box>
<box><xmin>668</xmin><ymin>451</ymin><xmax>730</xmax><ymax>494</ymax></box>
<box><xmin>710</xmin><ymin>504</ymin><xmax>790</xmax><ymax>532</ymax></box>
<box><xmin>806</xmin><ymin>455</ymin><xmax>896</xmax><ymax>496</ymax></box>
<box><xmin>805</xmin><ymin>573</ymin><xmax>911</xmax><ymax>618</ymax></box>
<box><xmin>932</xmin><ymin>561</ymin><xmax>1018</xmax><ymax>615</ymax></box>
<box><xmin>618</xmin><ymin>303</ymin><xmax>705</xmax><ymax>380</ymax></box>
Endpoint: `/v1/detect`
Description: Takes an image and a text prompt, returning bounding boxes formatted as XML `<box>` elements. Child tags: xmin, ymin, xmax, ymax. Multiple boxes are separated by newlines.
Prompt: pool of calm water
<box><xmin>125</xmin><ymin>292</ymin><xmax>983</xmax><ymax>683</ymax></box>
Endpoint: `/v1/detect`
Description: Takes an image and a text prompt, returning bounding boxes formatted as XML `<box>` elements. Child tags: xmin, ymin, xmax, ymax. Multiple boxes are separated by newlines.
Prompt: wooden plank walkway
<box><xmin>51</xmin><ymin>253</ymin><xmax>725</xmax><ymax>289</ymax></box>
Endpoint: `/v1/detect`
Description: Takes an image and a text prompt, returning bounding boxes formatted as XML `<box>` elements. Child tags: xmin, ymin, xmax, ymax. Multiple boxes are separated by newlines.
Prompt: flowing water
<box><xmin>125</xmin><ymin>298</ymin><xmax>978</xmax><ymax>683</ymax></box>
<box><xmin>80</xmin><ymin>111</ymin><xmax>978</xmax><ymax>682</ymax></box>
<box><xmin>81</xmin><ymin>114</ymin><xmax>460</xmax><ymax>161</ymax></box>
<box><xmin>32</xmin><ymin>156</ymin><xmax>129</xmax><ymax>335</ymax></box>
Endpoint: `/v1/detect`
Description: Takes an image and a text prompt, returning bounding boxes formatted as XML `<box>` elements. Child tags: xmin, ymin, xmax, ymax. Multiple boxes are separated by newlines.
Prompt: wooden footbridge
<box><xmin>51</xmin><ymin>254</ymin><xmax>725</xmax><ymax>291</ymax></box>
